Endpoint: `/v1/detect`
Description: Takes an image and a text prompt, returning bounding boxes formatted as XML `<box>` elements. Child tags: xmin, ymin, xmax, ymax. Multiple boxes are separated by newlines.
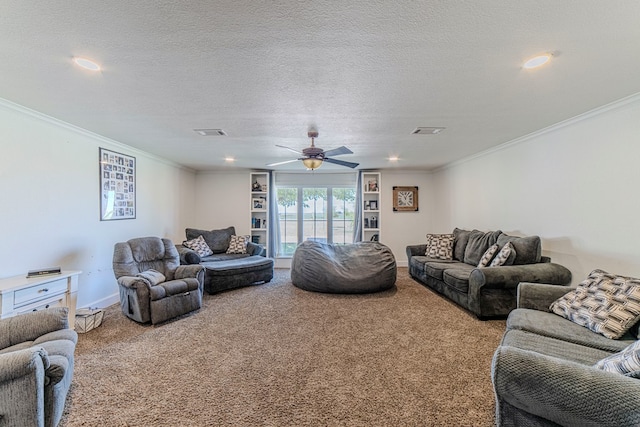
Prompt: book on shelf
<box><xmin>27</xmin><ymin>267</ymin><xmax>62</xmax><ymax>278</ymax></box>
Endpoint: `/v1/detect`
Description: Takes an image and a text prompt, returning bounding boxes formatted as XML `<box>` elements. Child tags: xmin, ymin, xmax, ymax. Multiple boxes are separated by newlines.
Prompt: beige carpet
<box><xmin>59</xmin><ymin>267</ymin><xmax>506</xmax><ymax>426</ymax></box>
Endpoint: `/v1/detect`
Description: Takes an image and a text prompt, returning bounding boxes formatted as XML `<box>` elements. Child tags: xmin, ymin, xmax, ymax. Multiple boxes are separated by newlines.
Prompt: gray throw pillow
<box><xmin>186</xmin><ymin>226</ymin><xmax>235</xmax><ymax>254</ymax></box>
<box><xmin>496</xmin><ymin>234</ymin><xmax>541</xmax><ymax>265</ymax></box>
<box><xmin>463</xmin><ymin>230</ymin><xmax>502</xmax><ymax>266</ymax></box>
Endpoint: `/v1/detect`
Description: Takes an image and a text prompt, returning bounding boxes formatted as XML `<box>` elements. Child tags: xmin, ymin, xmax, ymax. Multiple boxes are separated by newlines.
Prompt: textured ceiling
<box><xmin>2</xmin><ymin>1</ymin><xmax>640</xmax><ymax>171</ymax></box>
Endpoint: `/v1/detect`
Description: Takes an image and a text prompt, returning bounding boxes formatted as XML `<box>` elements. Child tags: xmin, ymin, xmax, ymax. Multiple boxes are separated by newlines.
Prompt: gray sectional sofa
<box><xmin>406</xmin><ymin>228</ymin><xmax>572</xmax><ymax>318</ymax></box>
<box><xmin>492</xmin><ymin>282</ymin><xmax>640</xmax><ymax>426</ymax></box>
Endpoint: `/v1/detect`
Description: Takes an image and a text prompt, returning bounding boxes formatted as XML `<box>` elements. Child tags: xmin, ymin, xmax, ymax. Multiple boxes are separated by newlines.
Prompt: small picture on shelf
<box><xmin>251</xmin><ymin>235</ymin><xmax>260</xmax><ymax>244</ymax></box>
<box><xmin>369</xmin><ymin>200</ymin><xmax>378</xmax><ymax>210</ymax></box>
<box><xmin>252</xmin><ymin>180</ymin><xmax>263</xmax><ymax>192</ymax></box>
<box><xmin>367</xmin><ymin>179</ymin><xmax>378</xmax><ymax>192</ymax></box>
<box><xmin>253</xmin><ymin>198</ymin><xmax>265</xmax><ymax>209</ymax></box>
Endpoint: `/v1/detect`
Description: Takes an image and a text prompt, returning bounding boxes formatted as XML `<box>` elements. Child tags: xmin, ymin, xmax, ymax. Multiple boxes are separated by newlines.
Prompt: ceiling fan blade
<box><xmin>266</xmin><ymin>159</ymin><xmax>299</xmax><ymax>167</ymax></box>
<box><xmin>322</xmin><ymin>146</ymin><xmax>353</xmax><ymax>157</ymax></box>
<box><xmin>324</xmin><ymin>157</ymin><xmax>360</xmax><ymax>169</ymax></box>
<box><xmin>276</xmin><ymin>145</ymin><xmax>303</xmax><ymax>155</ymax></box>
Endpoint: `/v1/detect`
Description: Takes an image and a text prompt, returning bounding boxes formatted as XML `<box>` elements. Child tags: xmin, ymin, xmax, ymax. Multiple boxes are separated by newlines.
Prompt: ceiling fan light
<box><xmin>302</xmin><ymin>158</ymin><xmax>323</xmax><ymax>170</ymax></box>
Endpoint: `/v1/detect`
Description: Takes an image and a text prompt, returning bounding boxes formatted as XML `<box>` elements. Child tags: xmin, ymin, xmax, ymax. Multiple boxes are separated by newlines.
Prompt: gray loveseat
<box><xmin>491</xmin><ymin>282</ymin><xmax>640</xmax><ymax>426</ymax></box>
<box><xmin>0</xmin><ymin>307</ymin><xmax>77</xmax><ymax>427</ymax></box>
<box><xmin>177</xmin><ymin>226</ymin><xmax>274</xmax><ymax>294</ymax></box>
<box><xmin>406</xmin><ymin>228</ymin><xmax>572</xmax><ymax>318</ymax></box>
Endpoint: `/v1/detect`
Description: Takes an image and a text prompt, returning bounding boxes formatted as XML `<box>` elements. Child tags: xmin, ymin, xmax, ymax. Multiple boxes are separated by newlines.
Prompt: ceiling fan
<box><xmin>266</xmin><ymin>130</ymin><xmax>359</xmax><ymax>170</ymax></box>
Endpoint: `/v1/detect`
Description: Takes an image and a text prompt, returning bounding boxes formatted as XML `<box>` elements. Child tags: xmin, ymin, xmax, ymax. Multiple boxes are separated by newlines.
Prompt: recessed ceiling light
<box><xmin>388</xmin><ymin>156</ymin><xmax>399</xmax><ymax>162</ymax></box>
<box><xmin>411</xmin><ymin>127</ymin><xmax>445</xmax><ymax>135</ymax></box>
<box><xmin>73</xmin><ymin>57</ymin><xmax>101</xmax><ymax>71</ymax></box>
<box><xmin>224</xmin><ymin>157</ymin><xmax>235</xmax><ymax>162</ymax></box>
<box><xmin>523</xmin><ymin>54</ymin><xmax>551</xmax><ymax>69</ymax></box>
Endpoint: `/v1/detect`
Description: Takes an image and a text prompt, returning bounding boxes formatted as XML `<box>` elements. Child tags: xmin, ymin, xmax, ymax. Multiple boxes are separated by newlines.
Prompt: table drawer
<box><xmin>15</xmin><ymin>295</ymin><xmax>66</xmax><ymax>315</ymax></box>
<box><xmin>14</xmin><ymin>278</ymin><xmax>67</xmax><ymax>307</ymax></box>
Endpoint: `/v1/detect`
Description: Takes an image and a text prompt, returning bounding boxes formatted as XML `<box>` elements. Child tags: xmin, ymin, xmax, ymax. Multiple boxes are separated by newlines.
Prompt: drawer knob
<box><xmin>39</xmin><ymin>288</ymin><xmax>49</xmax><ymax>293</ymax></box>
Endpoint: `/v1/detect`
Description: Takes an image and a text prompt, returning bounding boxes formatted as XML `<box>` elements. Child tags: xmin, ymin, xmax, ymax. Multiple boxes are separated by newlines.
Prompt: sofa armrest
<box><xmin>175</xmin><ymin>244</ymin><xmax>201</xmax><ymax>265</ymax></box>
<box><xmin>247</xmin><ymin>242</ymin><xmax>265</xmax><ymax>256</ymax></box>
<box><xmin>517</xmin><ymin>282</ymin><xmax>575</xmax><ymax>311</ymax></box>
<box><xmin>174</xmin><ymin>264</ymin><xmax>205</xmax><ymax>285</ymax></box>
<box><xmin>0</xmin><ymin>347</ymin><xmax>49</xmax><ymax>383</ymax></box>
<box><xmin>406</xmin><ymin>244</ymin><xmax>427</xmax><ymax>263</ymax></box>
<box><xmin>470</xmin><ymin>262</ymin><xmax>572</xmax><ymax>291</ymax></box>
<box><xmin>492</xmin><ymin>345</ymin><xmax>640</xmax><ymax>426</ymax></box>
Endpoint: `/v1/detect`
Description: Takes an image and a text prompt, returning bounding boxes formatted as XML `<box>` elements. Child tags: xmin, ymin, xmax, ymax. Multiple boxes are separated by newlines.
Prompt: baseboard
<box><xmin>79</xmin><ymin>293</ymin><xmax>120</xmax><ymax>310</ymax></box>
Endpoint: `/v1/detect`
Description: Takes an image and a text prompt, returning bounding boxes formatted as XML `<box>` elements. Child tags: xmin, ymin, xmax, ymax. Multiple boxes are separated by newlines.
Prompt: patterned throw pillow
<box><xmin>489</xmin><ymin>242</ymin><xmax>515</xmax><ymax>267</ymax></box>
<box><xmin>477</xmin><ymin>244</ymin><xmax>499</xmax><ymax>267</ymax></box>
<box><xmin>549</xmin><ymin>269</ymin><xmax>640</xmax><ymax>339</ymax></box>
<box><xmin>594</xmin><ymin>340</ymin><xmax>640</xmax><ymax>378</ymax></box>
<box><xmin>226</xmin><ymin>235</ymin><xmax>249</xmax><ymax>254</ymax></box>
<box><xmin>425</xmin><ymin>234</ymin><xmax>454</xmax><ymax>260</ymax></box>
<box><xmin>183</xmin><ymin>235</ymin><xmax>213</xmax><ymax>257</ymax></box>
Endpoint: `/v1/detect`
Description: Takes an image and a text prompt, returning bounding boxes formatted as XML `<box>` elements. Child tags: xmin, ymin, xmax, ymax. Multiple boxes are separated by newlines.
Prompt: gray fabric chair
<box><xmin>0</xmin><ymin>307</ymin><xmax>77</xmax><ymax>427</ymax></box>
<box><xmin>113</xmin><ymin>237</ymin><xmax>205</xmax><ymax>324</ymax></box>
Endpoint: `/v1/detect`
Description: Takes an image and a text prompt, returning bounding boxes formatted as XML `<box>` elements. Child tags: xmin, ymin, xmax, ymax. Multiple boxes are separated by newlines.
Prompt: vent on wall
<box><xmin>194</xmin><ymin>129</ymin><xmax>227</xmax><ymax>136</ymax></box>
<box><xmin>411</xmin><ymin>127</ymin><xmax>445</xmax><ymax>135</ymax></box>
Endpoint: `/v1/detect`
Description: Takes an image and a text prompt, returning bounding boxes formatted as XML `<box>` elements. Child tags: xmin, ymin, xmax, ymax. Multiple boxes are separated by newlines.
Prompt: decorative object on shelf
<box><xmin>253</xmin><ymin>198</ymin><xmax>265</xmax><ymax>209</ymax></box>
<box><xmin>251</xmin><ymin>235</ymin><xmax>260</xmax><ymax>244</ymax></box>
<box><xmin>369</xmin><ymin>200</ymin><xmax>378</xmax><ymax>210</ymax></box>
<box><xmin>367</xmin><ymin>179</ymin><xmax>378</xmax><ymax>192</ymax></box>
<box><xmin>99</xmin><ymin>147</ymin><xmax>136</xmax><ymax>220</ymax></box>
<box><xmin>364</xmin><ymin>218</ymin><xmax>369</xmax><ymax>228</ymax></box>
<box><xmin>364</xmin><ymin>201</ymin><xmax>370</xmax><ymax>210</ymax></box>
<box><xmin>252</xmin><ymin>180</ymin><xmax>262</xmax><ymax>191</ymax></box>
<box><xmin>392</xmin><ymin>186</ymin><xmax>418</xmax><ymax>212</ymax></box>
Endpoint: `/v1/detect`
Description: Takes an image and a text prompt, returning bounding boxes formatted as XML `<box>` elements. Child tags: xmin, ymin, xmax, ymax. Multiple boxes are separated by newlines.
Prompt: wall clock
<box><xmin>392</xmin><ymin>186</ymin><xmax>418</xmax><ymax>212</ymax></box>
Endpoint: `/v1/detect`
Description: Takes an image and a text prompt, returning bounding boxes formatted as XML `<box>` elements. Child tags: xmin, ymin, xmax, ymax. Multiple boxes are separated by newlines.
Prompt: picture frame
<box><xmin>253</xmin><ymin>198</ymin><xmax>265</xmax><ymax>210</ymax></box>
<box><xmin>392</xmin><ymin>186</ymin><xmax>418</xmax><ymax>212</ymax></box>
<box><xmin>369</xmin><ymin>200</ymin><xmax>378</xmax><ymax>210</ymax></box>
<box><xmin>99</xmin><ymin>147</ymin><xmax>136</xmax><ymax>220</ymax></box>
<box><xmin>366</xmin><ymin>179</ymin><xmax>378</xmax><ymax>192</ymax></box>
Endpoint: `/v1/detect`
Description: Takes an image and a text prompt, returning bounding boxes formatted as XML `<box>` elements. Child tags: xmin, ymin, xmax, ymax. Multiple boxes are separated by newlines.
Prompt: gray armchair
<box><xmin>0</xmin><ymin>307</ymin><xmax>77</xmax><ymax>427</ymax></box>
<box><xmin>113</xmin><ymin>236</ymin><xmax>205</xmax><ymax>324</ymax></box>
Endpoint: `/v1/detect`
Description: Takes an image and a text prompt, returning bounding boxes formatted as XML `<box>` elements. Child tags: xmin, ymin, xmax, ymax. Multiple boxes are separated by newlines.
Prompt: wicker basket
<box><xmin>75</xmin><ymin>308</ymin><xmax>104</xmax><ymax>333</ymax></box>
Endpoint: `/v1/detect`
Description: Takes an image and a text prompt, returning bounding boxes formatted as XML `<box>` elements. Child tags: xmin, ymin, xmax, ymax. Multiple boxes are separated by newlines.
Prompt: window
<box><xmin>275</xmin><ymin>173</ymin><xmax>357</xmax><ymax>257</ymax></box>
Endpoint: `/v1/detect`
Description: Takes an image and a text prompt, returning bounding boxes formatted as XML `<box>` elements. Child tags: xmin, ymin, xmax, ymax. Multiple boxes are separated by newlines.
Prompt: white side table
<box><xmin>0</xmin><ymin>270</ymin><xmax>81</xmax><ymax>329</ymax></box>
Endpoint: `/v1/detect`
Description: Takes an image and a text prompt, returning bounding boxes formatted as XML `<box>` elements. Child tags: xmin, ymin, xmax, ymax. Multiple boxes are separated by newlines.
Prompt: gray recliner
<box><xmin>0</xmin><ymin>307</ymin><xmax>77</xmax><ymax>427</ymax></box>
<box><xmin>113</xmin><ymin>237</ymin><xmax>205</xmax><ymax>324</ymax></box>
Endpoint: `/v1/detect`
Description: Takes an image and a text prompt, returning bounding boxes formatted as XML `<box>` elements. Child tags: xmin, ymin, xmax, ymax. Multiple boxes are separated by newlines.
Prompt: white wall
<box><xmin>0</xmin><ymin>99</ymin><xmax>196</xmax><ymax>308</ymax></box>
<box><xmin>193</xmin><ymin>169</ymin><xmax>433</xmax><ymax>267</ymax></box>
<box><xmin>431</xmin><ymin>94</ymin><xmax>640</xmax><ymax>284</ymax></box>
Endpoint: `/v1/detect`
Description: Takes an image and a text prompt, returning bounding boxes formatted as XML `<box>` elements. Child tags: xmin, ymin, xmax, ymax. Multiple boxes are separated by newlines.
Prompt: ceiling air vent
<box><xmin>411</xmin><ymin>127</ymin><xmax>445</xmax><ymax>135</ymax></box>
<box><xmin>194</xmin><ymin>129</ymin><xmax>227</xmax><ymax>136</ymax></box>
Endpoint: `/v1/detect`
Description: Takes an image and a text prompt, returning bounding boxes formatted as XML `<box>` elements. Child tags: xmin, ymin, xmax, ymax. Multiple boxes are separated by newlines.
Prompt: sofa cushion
<box><xmin>496</xmin><ymin>234</ymin><xmax>541</xmax><ymax>265</ymax></box>
<box><xmin>463</xmin><ymin>230</ymin><xmax>502</xmax><ymax>266</ymax></box>
<box><xmin>425</xmin><ymin>234</ymin><xmax>454</xmax><ymax>260</ymax></box>
<box><xmin>424</xmin><ymin>261</ymin><xmax>467</xmax><ymax>281</ymax></box>
<box><xmin>594</xmin><ymin>340</ymin><xmax>640</xmax><ymax>378</ymax></box>
<box><xmin>442</xmin><ymin>265</ymin><xmax>475</xmax><ymax>292</ymax></box>
<box><xmin>489</xmin><ymin>242</ymin><xmax>516</xmax><ymax>267</ymax></box>
<box><xmin>183</xmin><ymin>235</ymin><xmax>214</xmax><ymax>257</ymax></box>
<box><xmin>452</xmin><ymin>228</ymin><xmax>471</xmax><ymax>262</ymax></box>
<box><xmin>186</xmin><ymin>226</ymin><xmax>235</xmax><ymax>254</ymax></box>
<box><xmin>201</xmin><ymin>253</ymin><xmax>252</xmax><ymax>262</ymax></box>
<box><xmin>226</xmin><ymin>235</ymin><xmax>249</xmax><ymax>254</ymax></box>
<box><xmin>477</xmin><ymin>244</ymin><xmax>499</xmax><ymax>267</ymax></box>
<box><xmin>507</xmin><ymin>308</ymin><xmax>634</xmax><ymax>353</ymax></box>
<box><xmin>550</xmin><ymin>269</ymin><xmax>640</xmax><ymax>339</ymax></box>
